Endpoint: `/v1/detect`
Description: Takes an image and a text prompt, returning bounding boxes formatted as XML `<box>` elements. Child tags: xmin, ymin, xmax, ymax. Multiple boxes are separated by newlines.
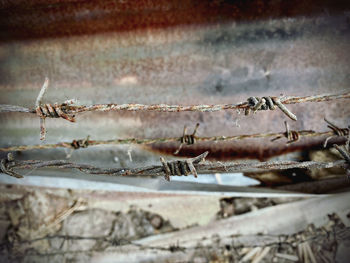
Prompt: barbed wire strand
<box><xmin>0</xmin><ymin>151</ymin><xmax>348</xmax><ymax>179</ymax></box>
<box><xmin>0</xmin><ymin>79</ymin><xmax>349</xmax><ymax>116</ymax></box>
<box><xmin>35</xmin><ymin>91</ymin><xmax>350</xmax><ymax>114</ymax></box>
<box><xmin>1</xmin><ymin>79</ymin><xmax>349</xmax><ymax>141</ymax></box>
<box><xmin>0</xmin><ymin>122</ymin><xmax>346</xmax><ymax>152</ymax></box>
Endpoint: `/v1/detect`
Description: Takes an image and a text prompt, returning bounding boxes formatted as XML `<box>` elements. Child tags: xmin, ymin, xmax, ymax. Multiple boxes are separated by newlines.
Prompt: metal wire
<box><xmin>0</xmin><ymin>152</ymin><xmax>347</xmax><ymax>179</ymax></box>
<box><xmin>245</xmin><ymin>96</ymin><xmax>297</xmax><ymax>120</ymax></box>
<box><xmin>1</xmin><ymin>89</ymin><xmax>349</xmax><ymax>116</ymax></box>
<box><xmin>0</xmin><ymin>126</ymin><xmax>340</xmax><ymax>152</ymax></box>
<box><xmin>1</xmin><ymin>78</ymin><xmax>348</xmax><ymax>141</ymax></box>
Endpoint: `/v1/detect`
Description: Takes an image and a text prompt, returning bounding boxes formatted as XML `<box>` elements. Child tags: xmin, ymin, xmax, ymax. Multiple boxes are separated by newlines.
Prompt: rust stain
<box><xmin>0</xmin><ymin>0</ymin><xmax>349</xmax><ymax>41</ymax></box>
<box><xmin>144</xmin><ymin>136</ymin><xmax>347</xmax><ymax>162</ymax></box>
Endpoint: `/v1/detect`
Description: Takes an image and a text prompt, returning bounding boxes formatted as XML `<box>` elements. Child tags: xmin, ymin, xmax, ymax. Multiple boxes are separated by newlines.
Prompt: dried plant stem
<box><xmin>1</xmin><ymin>157</ymin><xmax>347</xmax><ymax>179</ymax></box>
<box><xmin>0</xmin><ymin>129</ymin><xmax>339</xmax><ymax>152</ymax></box>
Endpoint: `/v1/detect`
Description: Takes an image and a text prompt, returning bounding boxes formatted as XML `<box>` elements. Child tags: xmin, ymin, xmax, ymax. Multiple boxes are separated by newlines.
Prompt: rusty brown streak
<box><xmin>0</xmin><ymin>0</ymin><xmax>349</xmax><ymax>41</ymax></box>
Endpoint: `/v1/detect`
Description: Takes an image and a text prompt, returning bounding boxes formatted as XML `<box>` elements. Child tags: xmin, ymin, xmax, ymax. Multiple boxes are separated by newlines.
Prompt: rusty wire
<box><xmin>2</xmin><ymin>90</ymin><xmax>349</xmax><ymax>115</ymax></box>
<box><xmin>0</xmin><ymin>121</ymin><xmax>347</xmax><ymax>152</ymax></box>
<box><xmin>174</xmin><ymin>123</ymin><xmax>199</xmax><ymax>154</ymax></box>
<box><xmin>271</xmin><ymin>121</ymin><xmax>301</xmax><ymax>144</ymax></box>
<box><xmin>244</xmin><ymin>96</ymin><xmax>297</xmax><ymax>120</ymax></box>
<box><xmin>323</xmin><ymin>118</ymin><xmax>350</xmax><ymax>148</ymax></box>
<box><xmin>0</xmin><ymin>79</ymin><xmax>349</xmax><ymax>122</ymax></box>
<box><xmin>0</xmin><ymin>152</ymin><xmax>348</xmax><ymax>179</ymax></box>
<box><xmin>34</xmin><ymin>91</ymin><xmax>350</xmax><ymax>115</ymax></box>
<box><xmin>160</xmin><ymin>151</ymin><xmax>207</xmax><ymax>181</ymax></box>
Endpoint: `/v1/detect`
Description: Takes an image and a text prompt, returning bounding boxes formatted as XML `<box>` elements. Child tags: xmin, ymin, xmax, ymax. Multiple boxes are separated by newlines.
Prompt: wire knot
<box><xmin>245</xmin><ymin>96</ymin><xmax>297</xmax><ymax>121</ymax></box>
<box><xmin>323</xmin><ymin>118</ymin><xmax>350</xmax><ymax>148</ymax></box>
<box><xmin>0</xmin><ymin>153</ymin><xmax>23</xmax><ymax>178</ymax></box>
<box><xmin>35</xmin><ymin>78</ymin><xmax>76</xmax><ymax>140</ymax></box>
<box><xmin>271</xmin><ymin>121</ymin><xmax>300</xmax><ymax>144</ymax></box>
<box><xmin>174</xmin><ymin>123</ymin><xmax>200</xmax><ymax>154</ymax></box>
<box><xmin>160</xmin><ymin>151</ymin><xmax>208</xmax><ymax>181</ymax></box>
<box><xmin>36</xmin><ymin>103</ymin><xmax>75</xmax><ymax>122</ymax></box>
<box><xmin>71</xmin><ymin>136</ymin><xmax>90</xmax><ymax>149</ymax></box>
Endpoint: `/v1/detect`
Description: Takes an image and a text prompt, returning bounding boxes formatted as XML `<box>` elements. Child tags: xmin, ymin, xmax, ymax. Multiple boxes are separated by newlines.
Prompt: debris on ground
<box><xmin>0</xmin><ymin>183</ymin><xmax>349</xmax><ymax>263</ymax></box>
<box><xmin>216</xmin><ymin>197</ymin><xmax>304</xmax><ymax>219</ymax></box>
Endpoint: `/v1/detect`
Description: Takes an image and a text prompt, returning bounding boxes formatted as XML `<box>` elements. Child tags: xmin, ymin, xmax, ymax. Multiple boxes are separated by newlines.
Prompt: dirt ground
<box><xmin>0</xmin><ymin>184</ymin><xmax>349</xmax><ymax>262</ymax></box>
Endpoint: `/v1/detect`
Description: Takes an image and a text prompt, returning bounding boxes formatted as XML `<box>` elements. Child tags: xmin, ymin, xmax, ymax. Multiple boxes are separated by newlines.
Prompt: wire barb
<box><xmin>174</xmin><ymin>123</ymin><xmax>199</xmax><ymax>154</ymax></box>
<box><xmin>1</xmin><ymin>153</ymin><xmax>348</xmax><ymax>179</ymax></box>
<box><xmin>70</xmin><ymin>136</ymin><xmax>90</xmax><ymax>150</ymax></box>
<box><xmin>1</xmin><ymin>90</ymin><xmax>349</xmax><ymax>117</ymax></box>
<box><xmin>271</xmin><ymin>121</ymin><xmax>300</xmax><ymax>144</ymax></box>
<box><xmin>333</xmin><ymin>144</ymin><xmax>350</xmax><ymax>164</ymax></box>
<box><xmin>0</xmin><ymin>153</ymin><xmax>23</xmax><ymax>178</ymax></box>
<box><xmin>160</xmin><ymin>151</ymin><xmax>208</xmax><ymax>181</ymax></box>
<box><xmin>333</xmin><ymin>144</ymin><xmax>350</xmax><ymax>179</ymax></box>
<box><xmin>35</xmin><ymin>78</ymin><xmax>76</xmax><ymax>140</ymax></box>
<box><xmin>323</xmin><ymin>118</ymin><xmax>350</xmax><ymax>148</ymax></box>
<box><xmin>245</xmin><ymin>96</ymin><xmax>297</xmax><ymax>121</ymax></box>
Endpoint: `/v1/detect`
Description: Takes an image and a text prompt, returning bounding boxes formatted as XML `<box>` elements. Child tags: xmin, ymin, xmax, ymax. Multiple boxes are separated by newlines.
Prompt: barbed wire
<box><xmin>0</xmin><ymin>119</ymin><xmax>348</xmax><ymax>153</ymax></box>
<box><xmin>0</xmin><ymin>151</ymin><xmax>348</xmax><ymax>180</ymax></box>
<box><xmin>2</xmin><ymin>90</ymin><xmax>349</xmax><ymax>116</ymax></box>
<box><xmin>0</xmin><ymin>78</ymin><xmax>349</xmax><ymax>140</ymax></box>
<box><xmin>37</xmin><ymin>91</ymin><xmax>350</xmax><ymax>114</ymax></box>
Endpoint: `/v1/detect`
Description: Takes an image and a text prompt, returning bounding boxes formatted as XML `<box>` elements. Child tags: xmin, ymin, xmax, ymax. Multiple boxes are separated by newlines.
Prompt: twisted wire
<box><xmin>1</xmin><ymin>78</ymin><xmax>349</xmax><ymax>142</ymax></box>
<box><xmin>1</xmin><ymin>83</ymin><xmax>349</xmax><ymax>116</ymax></box>
<box><xmin>60</xmin><ymin>91</ymin><xmax>350</xmax><ymax>114</ymax></box>
<box><xmin>323</xmin><ymin>118</ymin><xmax>350</xmax><ymax>148</ymax></box>
<box><xmin>33</xmin><ymin>78</ymin><xmax>76</xmax><ymax>140</ymax></box>
<box><xmin>1</xmin><ymin>152</ymin><xmax>348</xmax><ymax>179</ymax></box>
<box><xmin>160</xmin><ymin>151</ymin><xmax>207</xmax><ymax>181</ymax></box>
<box><xmin>245</xmin><ymin>96</ymin><xmax>297</xmax><ymax>121</ymax></box>
<box><xmin>271</xmin><ymin>121</ymin><xmax>304</xmax><ymax>144</ymax></box>
<box><xmin>0</xmin><ymin>153</ymin><xmax>23</xmax><ymax>178</ymax></box>
<box><xmin>69</xmin><ymin>136</ymin><xmax>90</xmax><ymax>150</ymax></box>
<box><xmin>2</xmin><ymin>123</ymin><xmax>350</xmax><ymax>152</ymax></box>
<box><xmin>174</xmin><ymin>123</ymin><xmax>199</xmax><ymax>154</ymax></box>
<box><xmin>35</xmin><ymin>103</ymin><xmax>75</xmax><ymax>122</ymax></box>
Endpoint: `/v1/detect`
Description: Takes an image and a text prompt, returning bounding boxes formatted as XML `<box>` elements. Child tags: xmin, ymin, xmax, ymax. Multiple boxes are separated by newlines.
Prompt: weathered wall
<box><xmin>0</xmin><ymin>2</ymin><xmax>349</xmax><ymax>169</ymax></box>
